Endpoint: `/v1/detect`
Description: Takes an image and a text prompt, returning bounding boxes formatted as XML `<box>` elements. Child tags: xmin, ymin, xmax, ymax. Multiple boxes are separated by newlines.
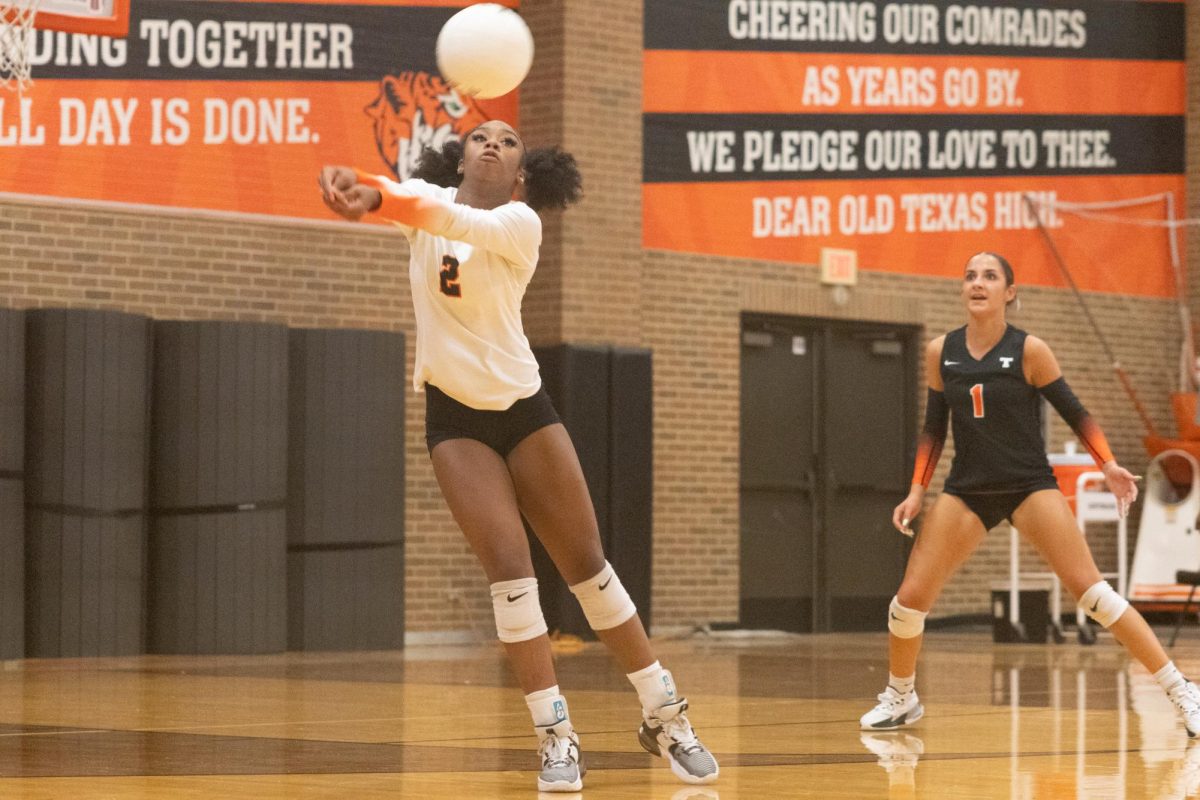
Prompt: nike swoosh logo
<box><xmin>599</xmin><ymin>576</ymin><xmax>613</xmax><ymax>591</ymax></box>
<box><xmin>943</xmin><ymin>360</ymin><xmax>959</xmax><ymax>366</ymax></box>
<box><xmin>1090</xmin><ymin>600</ymin><xmax>1100</xmax><ymax>612</ymax></box>
<box><xmin>890</xmin><ymin>612</ymin><xmax>900</xmax><ymax>621</ymax></box>
<box><xmin>507</xmin><ymin>592</ymin><xmax>528</xmax><ymax>603</ymax></box>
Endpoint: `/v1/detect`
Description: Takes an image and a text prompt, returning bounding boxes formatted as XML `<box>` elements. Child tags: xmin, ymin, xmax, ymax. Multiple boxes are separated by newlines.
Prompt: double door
<box><xmin>739</xmin><ymin>315</ymin><xmax>918</xmax><ymax>632</ymax></box>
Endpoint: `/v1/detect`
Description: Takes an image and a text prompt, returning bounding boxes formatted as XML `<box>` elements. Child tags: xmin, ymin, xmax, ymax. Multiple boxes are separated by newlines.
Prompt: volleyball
<box><xmin>435</xmin><ymin>4</ymin><xmax>534</xmax><ymax>100</ymax></box>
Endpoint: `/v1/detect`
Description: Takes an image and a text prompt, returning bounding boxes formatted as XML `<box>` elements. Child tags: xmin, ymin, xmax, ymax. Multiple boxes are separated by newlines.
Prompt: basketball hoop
<box><xmin>0</xmin><ymin>0</ymin><xmax>40</xmax><ymax>93</ymax></box>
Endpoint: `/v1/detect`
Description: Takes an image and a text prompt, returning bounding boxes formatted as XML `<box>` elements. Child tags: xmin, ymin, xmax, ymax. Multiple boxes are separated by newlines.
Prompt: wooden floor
<box><xmin>0</xmin><ymin>628</ymin><xmax>1196</xmax><ymax>799</ymax></box>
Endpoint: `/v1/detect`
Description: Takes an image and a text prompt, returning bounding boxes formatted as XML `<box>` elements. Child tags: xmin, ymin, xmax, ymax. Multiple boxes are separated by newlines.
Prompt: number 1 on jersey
<box><xmin>970</xmin><ymin>383</ymin><xmax>985</xmax><ymax>418</ymax></box>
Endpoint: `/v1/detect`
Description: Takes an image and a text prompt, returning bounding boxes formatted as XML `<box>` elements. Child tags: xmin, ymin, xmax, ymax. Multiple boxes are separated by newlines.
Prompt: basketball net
<box><xmin>0</xmin><ymin>0</ymin><xmax>40</xmax><ymax>93</ymax></box>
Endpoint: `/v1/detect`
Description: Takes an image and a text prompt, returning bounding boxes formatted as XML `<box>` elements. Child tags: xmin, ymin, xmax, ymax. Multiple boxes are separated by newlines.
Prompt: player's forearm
<box><xmin>1038</xmin><ymin>377</ymin><xmax>1115</xmax><ymax>466</ymax></box>
<box><xmin>354</xmin><ymin>170</ymin><xmax>454</xmax><ymax>231</ymax></box>
<box><xmin>911</xmin><ymin>388</ymin><xmax>948</xmax><ymax>488</ymax></box>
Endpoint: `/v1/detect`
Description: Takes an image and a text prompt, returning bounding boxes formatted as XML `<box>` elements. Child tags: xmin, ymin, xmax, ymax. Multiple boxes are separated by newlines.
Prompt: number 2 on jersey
<box><xmin>440</xmin><ymin>255</ymin><xmax>462</xmax><ymax>297</ymax></box>
<box><xmin>970</xmin><ymin>383</ymin><xmax>985</xmax><ymax>418</ymax></box>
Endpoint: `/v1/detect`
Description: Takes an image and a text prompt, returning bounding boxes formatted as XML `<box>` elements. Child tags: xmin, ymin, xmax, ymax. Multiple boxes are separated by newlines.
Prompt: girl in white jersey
<box><xmin>317</xmin><ymin>121</ymin><xmax>718</xmax><ymax>792</ymax></box>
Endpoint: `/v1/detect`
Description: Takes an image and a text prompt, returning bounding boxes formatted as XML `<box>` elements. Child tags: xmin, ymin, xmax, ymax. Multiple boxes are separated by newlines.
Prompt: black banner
<box><xmin>644</xmin><ymin>0</ymin><xmax>1184</xmax><ymax>60</ymax></box>
<box><xmin>644</xmin><ymin>113</ymin><xmax>1184</xmax><ymax>182</ymax></box>
<box><xmin>32</xmin><ymin>1</ymin><xmax>449</xmax><ymax>81</ymax></box>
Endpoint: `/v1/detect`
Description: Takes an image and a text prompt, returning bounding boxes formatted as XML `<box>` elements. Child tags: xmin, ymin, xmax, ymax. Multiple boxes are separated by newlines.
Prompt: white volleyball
<box><xmin>435</xmin><ymin>4</ymin><xmax>534</xmax><ymax>99</ymax></box>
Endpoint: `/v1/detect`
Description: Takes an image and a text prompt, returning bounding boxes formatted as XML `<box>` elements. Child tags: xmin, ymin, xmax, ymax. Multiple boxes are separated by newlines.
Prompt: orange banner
<box><xmin>644</xmin><ymin>174</ymin><xmax>1185</xmax><ymax>298</ymax></box>
<box><xmin>644</xmin><ymin>53</ymin><xmax>1185</xmax><ymax>117</ymax></box>
<box><xmin>0</xmin><ymin>80</ymin><xmax>515</xmax><ymax>217</ymax></box>
<box><xmin>0</xmin><ymin>1</ymin><xmax>521</xmax><ymax>219</ymax></box>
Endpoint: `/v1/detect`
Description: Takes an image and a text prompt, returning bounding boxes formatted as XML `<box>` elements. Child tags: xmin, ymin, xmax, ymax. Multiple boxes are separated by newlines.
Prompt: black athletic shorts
<box><xmin>944</xmin><ymin>479</ymin><xmax>1060</xmax><ymax>531</ymax></box>
<box><xmin>424</xmin><ymin>383</ymin><xmax>561</xmax><ymax>457</ymax></box>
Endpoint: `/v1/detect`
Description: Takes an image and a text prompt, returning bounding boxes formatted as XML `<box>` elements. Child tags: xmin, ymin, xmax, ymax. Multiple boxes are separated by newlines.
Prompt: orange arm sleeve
<box><xmin>354</xmin><ymin>169</ymin><xmax>450</xmax><ymax>230</ymax></box>
<box><xmin>1073</xmin><ymin>414</ymin><xmax>1116</xmax><ymax>467</ymax></box>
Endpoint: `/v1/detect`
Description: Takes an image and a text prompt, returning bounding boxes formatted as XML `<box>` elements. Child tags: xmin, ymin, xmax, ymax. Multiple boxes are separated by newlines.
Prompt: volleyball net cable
<box><xmin>1021</xmin><ymin>192</ymin><xmax>1199</xmax><ymax>439</ymax></box>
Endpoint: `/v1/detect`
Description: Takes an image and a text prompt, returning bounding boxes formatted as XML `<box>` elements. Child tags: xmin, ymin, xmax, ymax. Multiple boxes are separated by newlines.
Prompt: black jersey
<box><xmin>941</xmin><ymin>324</ymin><xmax>1054</xmax><ymax>493</ymax></box>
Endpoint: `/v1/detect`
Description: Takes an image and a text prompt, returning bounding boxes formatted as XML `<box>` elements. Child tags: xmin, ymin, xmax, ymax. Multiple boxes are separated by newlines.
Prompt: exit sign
<box><xmin>820</xmin><ymin>248</ymin><xmax>857</xmax><ymax>285</ymax></box>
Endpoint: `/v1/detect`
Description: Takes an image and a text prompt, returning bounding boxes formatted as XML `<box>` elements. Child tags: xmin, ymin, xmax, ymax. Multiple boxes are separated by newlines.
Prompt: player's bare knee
<box><xmin>490</xmin><ymin>577</ymin><xmax>548</xmax><ymax>643</ymax></box>
<box><xmin>1078</xmin><ymin>580</ymin><xmax>1129</xmax><ymax>628</ymax></box>
<box><xmin>569</xmin><ymin>561</ymin><xmax>637</xmax><ymax>631</ymax></box>
<box><xmin>888</xmin><ymin>596</ymin><xmax>928</xmax><ymax>639</ymax></box>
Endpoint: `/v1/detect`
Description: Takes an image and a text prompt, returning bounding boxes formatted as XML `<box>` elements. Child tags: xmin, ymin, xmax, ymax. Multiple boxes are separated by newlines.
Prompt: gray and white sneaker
<box><xmin>638</xmin><ymin>698</ymin><xmax>719</xmax><ymax>784</ymax></box>
<box><xmin>1168</xmin><ymin>680</ymin><xmax>1200</xmax><ymax>738</ymax></box>
<box><xmin>536</xmin><ymin>720</ymin><xmax>585</xmax><ymax>792</ymax></box>
<box><xmin>860</xmin><ymin>686</ymin><xmax>924</xmax><ymax>730</ymax></box>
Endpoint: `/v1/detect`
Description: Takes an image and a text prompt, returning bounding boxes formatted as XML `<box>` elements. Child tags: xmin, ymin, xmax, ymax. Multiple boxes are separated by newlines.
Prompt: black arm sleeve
<box><xmin>911</xmin><ymin>388</ymin><xmax>949</xmax><ymax>488</ymax></box>
<box><xmin>1038</xmin><ymin>376</ymin><xmax>1086</xmax><ymax>428</ymax></box>
<box><xmin>1038</xmin><ymin>377</ymin><xmax>1114</xmax><ymax>465</ymax></box>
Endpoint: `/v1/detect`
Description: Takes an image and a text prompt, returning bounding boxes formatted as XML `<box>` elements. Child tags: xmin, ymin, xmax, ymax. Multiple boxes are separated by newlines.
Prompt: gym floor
<box><xmin>0</xmin><ymin>628</ymin><xmax>1195</xmax><ymax>799</ymax></box>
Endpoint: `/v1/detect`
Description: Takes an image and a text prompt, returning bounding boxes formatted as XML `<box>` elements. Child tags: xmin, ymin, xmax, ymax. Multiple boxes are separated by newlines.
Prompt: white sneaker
<box><xmin>1168</xmin><ymin>680</ymin><xmax>1200</xmax><ymax>738</ymax></box>
<box><xmin>860</xmin><ymin>686</ymin><xmax>924</xmax><ymax>730</ymax></box>
<box><xmin>536</xmin><ymin>720</ymin><xmax>585</xmax><ymax>792</ymax></box>
<box><xmin>638</xmin><ymin>698</ymin><xmax>719</xmax><ymax>784</ymax></box>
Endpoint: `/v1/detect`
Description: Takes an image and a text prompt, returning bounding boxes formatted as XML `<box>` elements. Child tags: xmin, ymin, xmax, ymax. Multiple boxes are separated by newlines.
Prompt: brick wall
<box><xmin>557</xmin><ymin>2</ymin><xmax>643</xmax><ymax>347</ymax></box>
<box><xmin>0</xmin><ymin>0</ymin><xmax>1192</xmax><ymax>636</ymax></box>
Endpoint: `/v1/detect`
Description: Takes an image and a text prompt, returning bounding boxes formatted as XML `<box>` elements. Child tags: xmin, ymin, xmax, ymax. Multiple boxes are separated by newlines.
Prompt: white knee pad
<box><xmin>491</xmin><ymin>577</ymin><xmax>548</xmax><ymax>643</ymax></box>
<box><xmin>569</xmin><ymin>561</ymin><xmax>637</xmax><ymax>631</ymax></box>
<box><xmin>1078</xmin><ymin>580</ymin><xmax>1129</xmax><ymax>628</ymax></box>
<box><xmin>888</xmin><ymin>596</ymin><xmax>927</xmax><ymax>639</ymax></box>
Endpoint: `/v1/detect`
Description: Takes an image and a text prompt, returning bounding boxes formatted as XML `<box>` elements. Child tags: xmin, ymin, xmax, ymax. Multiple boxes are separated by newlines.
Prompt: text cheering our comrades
<box><xmin>726</xmin><ymin>1</ymin><xmax>1086</xmax><ymax>49</ymax></box>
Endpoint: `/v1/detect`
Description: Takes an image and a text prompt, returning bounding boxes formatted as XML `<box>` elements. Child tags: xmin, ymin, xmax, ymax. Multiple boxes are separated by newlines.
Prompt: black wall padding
<box><xmin>529</xmin><ymin>345</ymin><xmax>654</xmax><ymax>638</ymax></box>
<box><xmin>0</xmin><ymin>309</ymin><xmax>23</xmax><ymax>476</ymax></box>
<box><xmin>26</xmin><ymin>513</ymin><xmax>143</xmax><ymax>656</ymax></box>
<box><xmin>287</xmin><ymin>545</ymin><xmax>404</xmax><ymax>651</ymax></box>
<box><xmin>25</xmin><ymin>309</ymin><xmax>150</xmax><ymax>657</ymax></box>
<box><xmin>151</xmin><ymin>321</ymin><xmax>288</xmax><ymax>509</ymax></box>
<box><xmin>0</xmin><ymin>481</ymin><xmax>22</xmax><ymax>659</ymax></box>
<box><xmin>149</xmin><ymin>321</ymin><xmax>288</xmax><ymax>655</ymax></box>
<box><xmin>149</xmin><ymin>511</ymin><xmax>286</xmax><ymax>654</ymax></box>
<box><xmin>0</xmin><ymin>309</ymin><xmax>22</xmax><ymax>659</ymax></box>
<box><xmin>286</xmin><ymin>328</ymin><xmax>405</xmax><ymax>651</ymax></box>
<box><xmin>607</xmin><ymin>348</ymin><xmax>654</xmax><ymax>624</ymax></box>
<box><xmin>287</xmin><ymin>329</ymin><xmax>405</xmax><ymax>547</ymax></box>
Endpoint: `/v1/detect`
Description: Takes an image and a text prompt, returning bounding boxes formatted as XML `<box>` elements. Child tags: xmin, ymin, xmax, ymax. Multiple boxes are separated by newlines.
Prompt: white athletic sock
<box><xmin>628</xmin><ymin>660</ymin><xmax>677</xmax><ymax>712</ymax></box>
<box><xmin>889</xmin><ymin>672</ymin><xmax>915</xmax><ymax>695</ymax></box>
<box><xmin>525</xmin><ymin>685</ymin><xmax>569</xmax><ymax>728</ymax></box>
<box><xmin>1154</xmin><ymin>661</ymin><xmax>1188</xmax><ymax>693</ymax></box>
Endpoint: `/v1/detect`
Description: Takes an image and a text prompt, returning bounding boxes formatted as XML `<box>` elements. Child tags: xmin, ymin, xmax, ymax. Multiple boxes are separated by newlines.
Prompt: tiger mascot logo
<box><xmin>366</xmin><ymin>71</ymin><xmax>490</xmax><ymax>181</ymax></box>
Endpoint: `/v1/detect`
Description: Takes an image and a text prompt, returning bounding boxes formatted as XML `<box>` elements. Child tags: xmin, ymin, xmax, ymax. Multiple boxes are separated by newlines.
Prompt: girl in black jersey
<box><xmin>860</xmin><ymin>252</ymin><xmax>1200</xmax><ymax>738</ymax></box>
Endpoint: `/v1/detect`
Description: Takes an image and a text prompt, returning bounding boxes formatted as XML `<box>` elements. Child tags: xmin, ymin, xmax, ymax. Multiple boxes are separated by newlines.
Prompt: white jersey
<box><xmin>386</xmin><ymin>178</ymin><xmax>542</xmax><ymax>411</ymax></box>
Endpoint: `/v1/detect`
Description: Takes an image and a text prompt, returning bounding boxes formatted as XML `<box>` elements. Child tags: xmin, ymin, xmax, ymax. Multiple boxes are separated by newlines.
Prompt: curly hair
<box><xmin>413</xmin><ymin>138</ymin><xmax>466</xmax><ymax>189</ymax></box>
<box><xmin>522</xmin><ymin>146</ymin><xmax>583</xmax><ymax>212</ymax></box>
<box><xmin>412</xmin><ymin>134</ymin><xmax>583</xmax><ymax>213</ymax></box>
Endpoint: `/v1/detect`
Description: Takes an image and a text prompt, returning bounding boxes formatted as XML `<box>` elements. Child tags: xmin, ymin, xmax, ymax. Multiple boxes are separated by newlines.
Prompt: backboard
<box><xmin>35</xmin><ymin>0</ymin><xmax>129</xmax><ymax>37</ymax></box>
